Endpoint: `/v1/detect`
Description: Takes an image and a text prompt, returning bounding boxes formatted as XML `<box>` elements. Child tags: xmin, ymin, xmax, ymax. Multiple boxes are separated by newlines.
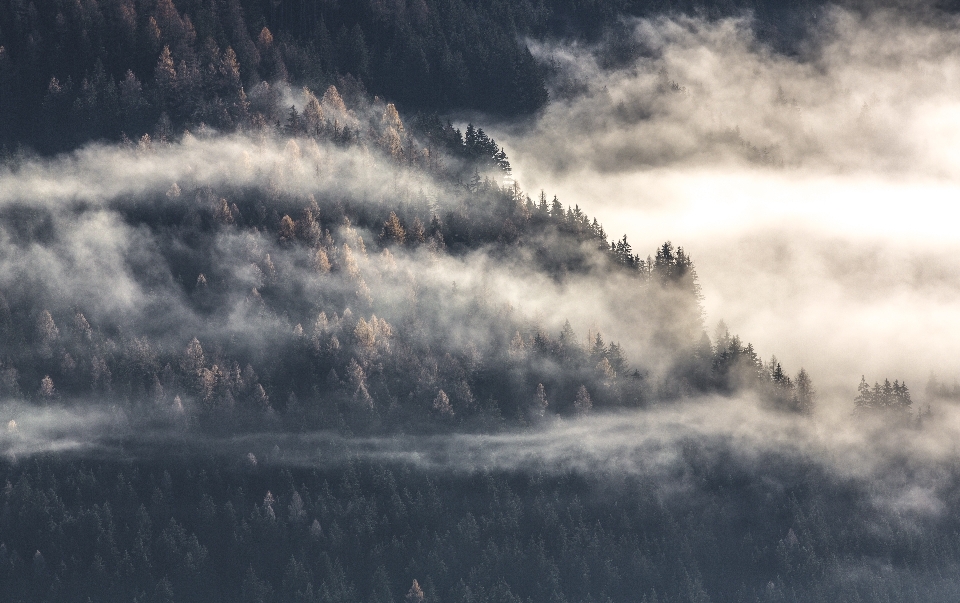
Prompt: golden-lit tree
<box><xmin>379</xmin><ymin>212</ymin><xmax>406</xmax><ymax>246</ymax></box>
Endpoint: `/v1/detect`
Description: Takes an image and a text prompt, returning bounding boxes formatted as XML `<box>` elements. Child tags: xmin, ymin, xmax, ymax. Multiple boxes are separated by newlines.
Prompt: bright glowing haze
<box><xmin>491</xmin><ymin>8</ymin><xmax>960</xmax><ymax>402</ymax></box>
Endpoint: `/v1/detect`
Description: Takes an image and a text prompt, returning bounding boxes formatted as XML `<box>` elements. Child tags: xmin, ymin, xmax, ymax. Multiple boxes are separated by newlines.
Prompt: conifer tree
<box><xmin>380</xmin><ymin>212</ymin><xmax>406</xmax><ymax>246</ymax></box>
<box><xmin>794</xmin><ymin>368</ymin><xmax>814</xmax><ymax>415</ymax></box>
<box><xmin>574</xmin><ymin>385</ymin><xmax>592</xmax><ymax>416</ymax></box>
<box><xmin>534</xmin><ymin>383</ymin><xmax>548</xmax><ymax>417</ymax></box>
<box><xmin>433</xmin><ymin>390</ymin><xmax>453</xmax><ymax>417</ymax></box>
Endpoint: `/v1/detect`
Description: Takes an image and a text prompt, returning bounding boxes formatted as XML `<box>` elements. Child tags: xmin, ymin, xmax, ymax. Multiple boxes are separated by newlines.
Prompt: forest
<box><xmin>0</xmin><ymin>0</ymin><xmax>830</xmax><ymax>152</ymax></box>
<box><xmin>2</xmin><ymin>0</ymin><xmax>960</xmax><ymax>602</ymax></box>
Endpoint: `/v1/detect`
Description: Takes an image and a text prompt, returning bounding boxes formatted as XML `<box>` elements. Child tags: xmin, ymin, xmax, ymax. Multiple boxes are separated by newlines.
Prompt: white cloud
<box><xmin>491</xmin><ymin>7</ymin><xmax>960</xmax><ymax>396</ymax></box>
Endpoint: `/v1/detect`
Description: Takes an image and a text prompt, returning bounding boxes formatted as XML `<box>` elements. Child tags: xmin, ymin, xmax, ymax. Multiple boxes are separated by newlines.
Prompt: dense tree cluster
<box><xmin>854</xmin><ymin>376</ymin><xmax>913</xmax><ymax>416</ymax></box>
<box><xmin>665</xmin><ymin>322</ymin><xmax>814</xmax><ymax>413</ymax></box>
<box><xmin>0</xmin><ymin>0</ymin><xmax>550</xmax><ymax>152</ymax></box>
<box><xmin>0</xmin><ymin>0</ymin><xmax>843</xmax><ymax>154</ymax></box>
<box><xmin>2</xmin><ymin>443</ymin><xmax>959</xmax><ymax>603</ymax></box>
<box><xmin>0</xmin><ymin>196</ymin><xmax>712</xmax><ymax>435</ymax></box>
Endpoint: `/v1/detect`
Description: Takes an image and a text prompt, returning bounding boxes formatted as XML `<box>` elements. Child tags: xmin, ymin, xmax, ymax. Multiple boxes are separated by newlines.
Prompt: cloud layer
<box><xmin>491</xmin><ymin>6</ymin><xmax>960</xmax><ymax>397</ymax></box>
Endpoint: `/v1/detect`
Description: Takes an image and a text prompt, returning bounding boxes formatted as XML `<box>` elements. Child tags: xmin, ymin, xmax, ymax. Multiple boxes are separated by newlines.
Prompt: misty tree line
<box><xmin>851</xmin><ymin>376</ymin><xmax>936</xmax><ymax>426</ymax></box>
<box><xmin>2</xmin><ymin>183</ymin><xmax>808</xmax><ymax>438</ymax></box>
<box><xmin>0</xmin><ymin>135</ymin><xmax>815</xmax><ymax>437</ymax></box>
<box><xmin>0</xmin><ymin>224</ymin><xmax>705</xmax><ymax>434</ymax></box>
<box><xmin>0</xmin><ymin>85</ymin><xmax>818</xmax><ymax>432</ymax></box>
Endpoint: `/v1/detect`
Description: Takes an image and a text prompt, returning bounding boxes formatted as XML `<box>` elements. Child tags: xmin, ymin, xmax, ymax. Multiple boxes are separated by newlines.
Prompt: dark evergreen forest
<box><xmin>0</xmin><ymin>0</ymin><xmax>832</xmax><ymax>152</ymax></box>
<box><xmin>1</xmin><ymin>1</ymin><xmax>959</xmax><ymax>602</ymax></box>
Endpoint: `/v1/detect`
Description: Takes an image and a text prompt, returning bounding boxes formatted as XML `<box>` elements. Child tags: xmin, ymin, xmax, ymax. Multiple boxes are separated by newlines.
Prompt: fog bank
<box><xmin>4</xmin><ymin>395</ymin><xmax>956</xmax><ymax>520</ymax></box>
<box><xmin>492</xmin><ymin>7</ymin><xmax>960</xmax><ymax>399</ymax></box>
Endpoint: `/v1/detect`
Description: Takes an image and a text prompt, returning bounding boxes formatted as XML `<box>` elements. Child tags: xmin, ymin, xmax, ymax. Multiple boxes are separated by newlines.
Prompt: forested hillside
<box><xmin>2</xmin><ymin>1</ymin><xmax>959</xmax><ymax>602</ymax></box>
<box><xmin>0</xmin><ymin>87</ymin><xmax>811</xmax><ymax>434</ymax></box>
<box><xmin>0</xmin><ymin>0</ymin><xmax>828</xmax><ymax>152</ymax></box>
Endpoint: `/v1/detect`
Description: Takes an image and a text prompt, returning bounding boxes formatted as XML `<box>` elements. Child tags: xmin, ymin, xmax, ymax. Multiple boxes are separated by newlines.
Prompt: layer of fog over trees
<box><xmin>3</xmin><ymin>1</ymin><xmax>960</xmax><ymax>602</ymax></box>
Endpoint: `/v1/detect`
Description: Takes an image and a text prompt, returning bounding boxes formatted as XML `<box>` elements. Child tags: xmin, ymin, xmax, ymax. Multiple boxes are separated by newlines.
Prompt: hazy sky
<box><xmin>491</xmin><ymin>7</ymin><xmax>960</xmax><ymax>401</ymax></box>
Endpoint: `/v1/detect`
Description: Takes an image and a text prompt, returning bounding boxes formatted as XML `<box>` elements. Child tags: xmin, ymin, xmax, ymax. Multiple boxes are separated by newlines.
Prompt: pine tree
<box><xmin>154</xmin><ymin>46</ymin><xmax>179</xmax><ymax>113</ymax></box>
<box><xmin>590</xmin><ymin>333</ymin><xmax>606</xmax><ymax>364</ymax></box>
<box><xmin>550</xmin><ymin>196</ymin><xmax>564</xmax><ymax>221</ymax></box>
<box><xmin>607</xmin><ymin>343</ymin><xmax>625</xmax><ymax>377</ymax></box>
<box><xmin>574</xmin><ymin>385</ymin><xmax>592</xmax><ymax>416</ymax></box>
<box><xmin>794</xmin><ymin>368</ymin><xmax>814</xmax><ymax>415</ymax></box>
<box><xmin>534</xmin><ymin>383</ymin><xmax>548</xmax><ymax>417</ymax></box>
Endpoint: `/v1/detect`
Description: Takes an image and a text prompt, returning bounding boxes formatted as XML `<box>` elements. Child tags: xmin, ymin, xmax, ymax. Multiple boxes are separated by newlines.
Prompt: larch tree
<box><xmin>433</xmin><ymin>389</ymin><xmax>453</xmax><ymax>417</ymax></box>
<box><xmin>302</xmin><ymin>88</ymin><xmax>325</xmax><ymax>133</ymax></box>
<box><xmin>287</xmin><ymin>491</ymin><xmax>306</xmax><ymax>523</ymax></box>
<box><xmin>382</xmin><ymin>103</ymin><xmax>404</xmax><ymax>133</ymax></box>
<box><xmin>296</xmin><ymin>208</ymin><xmax>322</xmax><ymax>247</ymax></box>
<box><xmin>408</xmin><ymin>217</ymin><xmax>426</xmax><ymax>244</ymax></box>
<box><xmin>380</xmin><ymin>126</ymin><xmax>404</xmax><ymax>160</ymax></box>
<box><xmin>39</xmin><ymin>376</ymin><xmax>56</xmax><ymax>399</ymax></box>
<box><xmin>221</xmin><ymin>47</ymin><xmax>242</xmax><ymax>91</ymax></box>
<box><xmin>321</xmin><ymin>85</ymin><xmax>347</xmax><ymax>119</ymax></box>
<box><xmin>278</xmin><ymin>214</ymin><xmax>297</xmax><ymax>243</ymax></box>
<box><xmin>154</xmin><ymin>46</ymin><xmax>179</xmax><ymax>112</ymax></box>
<box><xmin>597</xmin><ymin>357</ymin><xmax>615</xmax><ymax>380</ymax></box>
<box><xmin>406</xmin><ymin>579</ymin><xmax>425</xmax><ymax>603</ymax></box>
<box><xmin>380</xmin><ymin>212</ymin><xmax>406</xmax><ymax>246</ymax></box>
<box><xmin>314</xmin><ymin>248</ymin><xmax>332</xmax><ymax>273</ymax></box>
<box><xmin>182</xmin><ymin>338</ymin><xmax>205</xmax><ymax>375</ymax></box>
<box><xmin>347</xmin><ymin>359</ymin><xmax>374</xmax><ymax>409</ymax></box>
<box><xmin>354</xmin><ymin>318</ymin><xmax>376</xmax><ymax>348</ymax></box>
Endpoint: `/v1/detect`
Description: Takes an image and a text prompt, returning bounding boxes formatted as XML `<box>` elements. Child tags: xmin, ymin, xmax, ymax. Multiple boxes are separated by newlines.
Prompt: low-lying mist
<box><xmin>491</xmin><ymin>5</ymin><xmax>960</xmax><ymax>400</ymax></box>
<box><xmin>2</xmin><ymin>392</ymin><xmax>955</xmax><ymax>521</ymax></box>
